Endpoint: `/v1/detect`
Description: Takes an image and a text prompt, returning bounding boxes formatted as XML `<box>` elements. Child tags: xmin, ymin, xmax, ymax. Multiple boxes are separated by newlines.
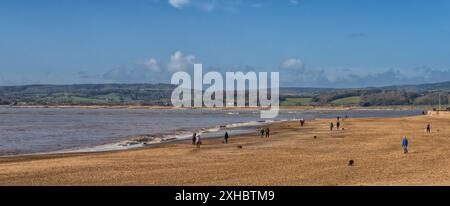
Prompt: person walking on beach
<box><xmin>196</xmin><ymin>135</ymin><xmax>202</xmax><ymax>148</ymax></box>
<box><xmin>330</xmin><ymin>122</ymin><xmax>334</xmax><ymax>131</ymax></box>
<box><xmin>260</xmin><ymin>128</ymin><xmax>265</xmax><ymax>138</ymax></box>
<box><xmin>192</xmin><ymin>133</ymin><xmax>197</xmax><ymax>145</ymax></box>
<box><xmin>300</xmin><ymin>119</ymin><xmax>305</xmax><ymax>127</ymax></box>
<box><xmin>224</xmin><ymin>132</ymin><xmax>229</xmax><ymax>144</ymax></box>
<box><xmin>336</xmin><ymin>121</ymin><xmax>340</xmax><ymax>130</ymax></box>
<box><xmin>265</xmin><ymin>128</ymin><xmax>270</xmax><ymax>138</ymax></box>
<box><xmin>402</xmin><ymin>137</ymin><xmax>409</xmax><ymax>154</ymax></box>
<box><xmin>426</xmin><ymin>123</ymin><xmax>431</xmax><ymax>133</ymax></box>
<box><xmin>337</xmin><ymin>116</ymin><xmax>340</xmax><ymax>122</ymax></box>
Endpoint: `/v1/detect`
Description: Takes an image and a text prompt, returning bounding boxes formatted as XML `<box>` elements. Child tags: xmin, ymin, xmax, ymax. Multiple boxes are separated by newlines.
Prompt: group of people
<box><xmin>191</xmin><ymin>115</ymin><xmax>432</xmax><ymax>155</ymax></box>
<box><xmin>330</xmin><ymin>116</ymin><xmax>342</xmax><ymax>131</ymax></box>
<box><xmin>329</xmin><ymin>122</ymin><xmax>341</xmax><ymax>131</ymax></box>
<box><xmin>192</xmin><ymin>126</ymin><xmax>273</xmax><ymax>148</ymax></box>
<box><xmin>191</xmin><ymin>126</ymin><xmax>274</xmax><ymax>148</ymax></box>
<box><xmin>260</xmin><ymin>127</ymin><xmax>270</xmax><ymax>138</ymax></box>
<box><xmin>192</xmin><ymin>131</ymin><xmax>231</xmax><ymax>148</ymax></box>
<box><xmin>191</xmin><ymin>133</ymin><xmax>202</xmax><ymax>148</ymax></box>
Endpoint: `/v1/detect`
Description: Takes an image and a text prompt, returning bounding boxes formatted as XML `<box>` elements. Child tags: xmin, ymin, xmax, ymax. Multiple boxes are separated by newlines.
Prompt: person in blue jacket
<box><xmin>402</xmin><ymin>137</ymin><xmax>409</xmax><ymax>154</ymax></box>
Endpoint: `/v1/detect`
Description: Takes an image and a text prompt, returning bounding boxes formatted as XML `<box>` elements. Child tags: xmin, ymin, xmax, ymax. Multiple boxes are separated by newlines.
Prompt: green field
<box><xmin>97</xmin><ymin>93</ymin><xmax>124</xmax><ymax>102</ymax></box>
<box><xmin>330</xmin><ymin>96</ymin><xmax>362</xmax><ymax>105</ymax></box>
<box><xmin>281</xmin><ymin>97</ymin><xmax>314</xmax><ymax>106</ymax></box>
<box><xmin>53</xmin><ymin>95</ymin><xmax>110</xmax><ymax>104</ymax></box>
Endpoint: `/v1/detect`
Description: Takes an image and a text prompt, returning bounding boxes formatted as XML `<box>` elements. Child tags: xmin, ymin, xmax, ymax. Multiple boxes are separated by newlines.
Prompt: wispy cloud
<box><xmin>143</xmin><ymin>58</ymin><xmax>161</xmax><ymax>72</ymax></box>
<box><xmin>97</xmin><ymin>51</ymin><xmax>450</xmax><ymax>87</ymax></box>
<box><xmin>101</xmin><ymin>51</ymin><xmax>197</xmax><ymax>83</ymax></box>
<box><xmin>347</xmin><ymin>33</ymin><xmax>368</xmax><ymax>39</ymax></box>
<box><xmin>166</xmin><ymin>0</ymin><xmax>299</xmax><ymax>12</ymax></box>
<box><xmin>102</xmin><ymin>66</ymin><xmax>145</xmax><ymax>83</ymax></box>
<box><xmin>167</xmin><ymin>0</ymin><xmax>261</xmax><ymax>12</ymax></box>
<box><xmin>168</xmin><ymin>0</ymin><xmax>190</xmax><ymax>9</ymax></box>
<box><xmin>77</xmin><ymin>71</ymin><xmax>101</xmax><ymax>79</ymax></box>
<box><xmin>289</xmin><ymin>0</ymin><xmax>300</xmax><ymax>5</ymax></box>
<box><xmin>280</xmin><ymin>58</ymin><xmax>305</xmax><ymax>71</ymax></box>
<box><xmin>276</xmin><ymin>57</ymin><xmax>450</xmax><ymax>88</ymax></box>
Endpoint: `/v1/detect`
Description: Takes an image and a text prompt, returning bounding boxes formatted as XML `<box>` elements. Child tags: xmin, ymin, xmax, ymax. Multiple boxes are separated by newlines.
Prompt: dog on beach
<box><xmin>348</xmin><ymin>160</ymin><xmax>354</xmax><ymax>166</ymax></box>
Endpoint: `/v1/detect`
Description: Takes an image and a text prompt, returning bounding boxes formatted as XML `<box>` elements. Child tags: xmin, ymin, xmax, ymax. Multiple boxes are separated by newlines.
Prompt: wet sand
<box><xmin>1</xmin><ymin>114</ymin><xmax>450</xmax><ymax>185</ymax></box>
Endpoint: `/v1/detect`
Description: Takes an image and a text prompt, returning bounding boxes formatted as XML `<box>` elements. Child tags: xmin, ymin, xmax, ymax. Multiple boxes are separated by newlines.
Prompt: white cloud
<box><xmin>280</xmin><ymin>58</ymin><xmax>305</xmax><ymax>71</ymax></box>
<box><xmin>143</xmin><ymin>58</ymin><xmax>160</xmax><ymax>72</ymax></box>
<box><xmin>168</xmin><ymin>0</ymin><xmax>245</xmax><ymax>12</ymax></box>
<box><xmin>167</xmin><ymin>51</ymin><xmax>197</xmax><ymax>72</ymax></box>
<box><xmin>289</xmin><ymin>0</ymin><xmax>299</xmax><ymax>5</ymax></box>
<box><xmin>169</xmin><ymin>0</ymin><xmax>190</xmax><ymax>9</ymax></box>
<box><xmin>102</xmin><ymin>50</ymin><xmax>197</xmax><ymax>83</ymax></box>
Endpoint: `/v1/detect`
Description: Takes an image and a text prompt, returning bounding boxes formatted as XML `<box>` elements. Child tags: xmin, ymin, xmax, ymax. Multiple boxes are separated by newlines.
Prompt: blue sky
<box><xmin>1</xmin><ymin>0</ymin><xmax>450</xmax><ymax>87</ymax></box>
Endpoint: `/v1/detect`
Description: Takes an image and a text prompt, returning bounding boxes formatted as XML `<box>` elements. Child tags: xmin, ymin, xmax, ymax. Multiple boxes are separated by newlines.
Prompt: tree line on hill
<box><xmin>1</xmin><ymin>82</ymin><xmax>450</xmax><ymax>107</ymax></box>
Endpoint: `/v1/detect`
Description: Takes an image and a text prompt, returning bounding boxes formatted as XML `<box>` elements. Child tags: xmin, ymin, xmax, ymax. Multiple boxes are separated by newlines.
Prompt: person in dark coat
<box><xmin>224</xmin><ymin>132</ymin><xmax>229</xmax><ymax>144</ymax></box>
<box><xmin>192</xmin><ymin>133</ymin><xmax>197</xmax><ymax>145</ymax></box>
<box><xmin>300</xmin><ymin>119</ymin><xmax>305</xmax><ymax>127</ymax></box>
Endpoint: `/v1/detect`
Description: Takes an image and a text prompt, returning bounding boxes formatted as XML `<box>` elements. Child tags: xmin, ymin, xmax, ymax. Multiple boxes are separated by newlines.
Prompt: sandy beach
<box><xmin>1</xmin><ymin>114</ymin><xmax>450</xmax><ymax>186</ymax></box>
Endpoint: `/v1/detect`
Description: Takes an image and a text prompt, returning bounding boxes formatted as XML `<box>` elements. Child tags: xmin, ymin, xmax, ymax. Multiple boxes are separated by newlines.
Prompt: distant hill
<box><xmin>1</xmin><ymin>81</ymin><xmax>450</xmax><ymax>107</ymax></box>
<box><xmin>281</xmin><ymin>81</ymin><xmax>450</xmax><ymax>107</ymax></box>
<box><xmin>280</xmin><ymin>81</ymin><xmax>450</xmax><ymax>107</ymax></box>
<box><xmin>381</xmin><ymin>81</ymin><xmax>450</xmax><ymax>92</ymax></box>
<box><xmin>0</xmin><ymin>83</ymin><xmax>176</xmax><ymax>106</ymax></box>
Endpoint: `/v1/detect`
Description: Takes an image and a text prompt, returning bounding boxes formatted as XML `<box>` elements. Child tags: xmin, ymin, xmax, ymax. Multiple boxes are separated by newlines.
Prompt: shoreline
<box><xmin>1</xmin><ymin>104</ymin><xmax>431</xmax><ymax>111</ymax></box>
<box><xmin>0</xmin><ymin>109</ymin><xmax>422</xmax><ymax>158</ymax></box>
<box><xmin>0</xmin><ymin>118</ymin><xmax>277</xmax><ymax>158</ymax></box>
<box><xmin>3</xmin><ymin>114</ymin><xmax>450</xmax><ymax>185</ymax></box>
